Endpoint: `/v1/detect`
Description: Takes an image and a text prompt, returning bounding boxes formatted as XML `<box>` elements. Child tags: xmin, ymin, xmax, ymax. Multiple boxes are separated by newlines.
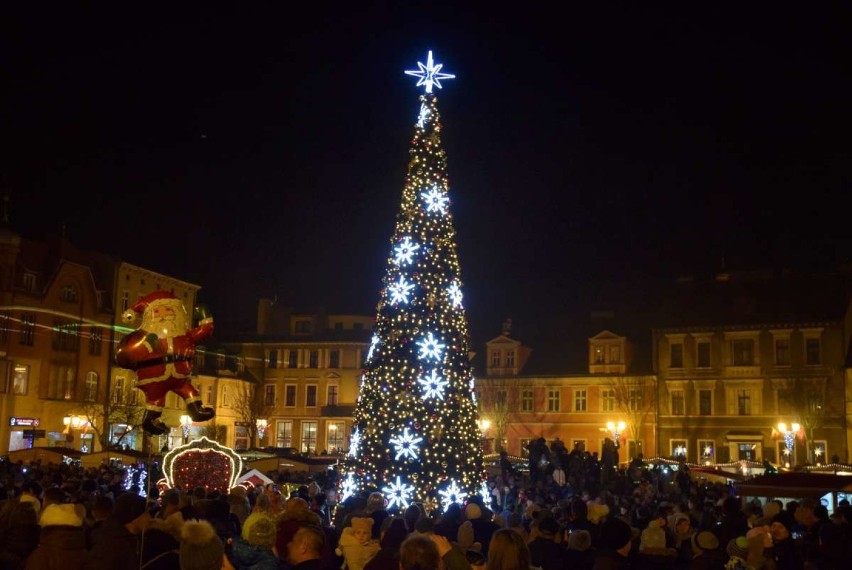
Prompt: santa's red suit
<box><xmin>114</xmin><ymin>291</ymin><xmax>215</xmax><ymax>435</ymax></box>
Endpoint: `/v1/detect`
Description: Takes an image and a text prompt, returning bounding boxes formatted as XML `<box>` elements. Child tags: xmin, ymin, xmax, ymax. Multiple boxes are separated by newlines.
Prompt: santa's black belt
<box><xmin>138</xmin><ymin>355</ymin><xmax>188</xmax><ymax>367</ymax></box>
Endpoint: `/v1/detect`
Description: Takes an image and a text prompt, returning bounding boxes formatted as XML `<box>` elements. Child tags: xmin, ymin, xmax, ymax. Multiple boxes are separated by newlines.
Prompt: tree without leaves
<box><xmin>606</xmin><ymin>376</ymin><xmax>656</xmax><ymax>459</ymax></box>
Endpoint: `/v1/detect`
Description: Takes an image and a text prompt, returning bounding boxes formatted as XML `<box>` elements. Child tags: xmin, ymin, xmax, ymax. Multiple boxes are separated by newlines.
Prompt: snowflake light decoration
<box><xmin>418</xmin><ymin>369</ymin><xmax>449</xmax><ymax>400</ymax></box>
<box><xmin>447</xmin><ymin>281</ymin><xmax>463</xmax><ymax>308</ymax></box>
<box><xmin>394</xmin><ymin>237</ymin><xmax>420</xmax><ymax>265</ymax></box>
<box><xmin>417</xmin><ymin>332</ymin><xmax>445</xmax><ymax>361</ymax></box>
<box><xmin>438</xmin><ymin>480</ymin><xmax>468</xmax><ymax>511</ymax></box>
<box><xmin>389</xmin><ymin>427</ymin><xmax>424</xmax><ymax>461</ymax></box>
<box><xmin>341</xmin><ymin>472</ymin><xmax>358</xmax><ymax>502</ymax></box>
<box><xmin>348</xmin><ymin>428</ymin><xmax>361</xmax><ymax>458</ymax></box>
<box><xmin>388</xmin><ymin>275</ymin><xmax>415</xmax><ymax>304</ymax></box>
<box><xmin>470</xmin><ymin>376</ymin><xmax>477</xmax><ymax>405</ymax></box>
<box><xmin>479</xmin><ymin>482</ymin><xmax>491</xmax><ymax>507</ymax></box>
<box><xmin>383</xmin><ymin>476</ymin><xmax>415</xmax><ymax>511</ymax></box>
<box><xmin>417</xmin><ymin>103</ymin><xmax>430</xmax><ymax>128</ymax></box>
<box><xmin>421</xmin><ymin>185</ymin><xmax>449</xmax><ymax>214</ymax></box>
<box><xmin>404</xmin><ymin>50</ymin><xmax>455</xmax><ymax>94</ymax></box>
<box><xmin>367</xmin><ymin>335</ymin><xmax>379</xmax><ymax>361</ymax></box>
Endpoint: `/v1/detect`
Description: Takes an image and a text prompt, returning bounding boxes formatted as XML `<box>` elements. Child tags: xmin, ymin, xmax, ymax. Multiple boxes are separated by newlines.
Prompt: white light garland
<box><xmin>388</xmin><ymin>275</ymin><xmax>415</xmax><ymax>304</ymax></box>
<box><xmin>389</xmin><ymin>427</ymin><xmax>424</xmax><ymax>461</ymax></box>
<box><xmin>367</xmin><ymin>335</ymin><xmax>380</xmax><ymax>362</ymax></box>
<box><xmin>418</xmin><ymin>369</ymin><xmax>448</xmax><ymax>400</ymax></box>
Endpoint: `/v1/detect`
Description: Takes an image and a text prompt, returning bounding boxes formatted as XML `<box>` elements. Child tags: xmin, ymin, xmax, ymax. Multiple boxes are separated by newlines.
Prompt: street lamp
<box><xmin>180</xmin><ymin>415</ymin><xmax>193</xmax><ymax>444</ymax></box>
<box><xmin>777</xmin><ymin>422</ymin><xmax>800</xmax><ymax>468</ymax></box>
<box><xmin>606</xmin><ymin>421</ymin><xmax>626</xmax><ymax>448</ymax></box>
<box><xmin>256</xmin><ymin>419</ymin><xmax>268</xmax><ymax>446</ymax></box>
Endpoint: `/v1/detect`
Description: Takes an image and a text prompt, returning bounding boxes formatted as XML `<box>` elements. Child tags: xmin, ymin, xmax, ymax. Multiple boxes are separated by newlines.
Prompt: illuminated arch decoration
<box><xmin>162</xmin><ymin>436</ymin><xmax>243</xmax><ymax>492</ymax></box>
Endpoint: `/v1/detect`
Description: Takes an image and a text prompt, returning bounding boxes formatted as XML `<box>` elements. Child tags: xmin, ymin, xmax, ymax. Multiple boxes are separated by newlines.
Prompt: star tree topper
<box><xmin>405</xmin><ymin>50</ymin><xmax>455</xmax><ymax>93</ymax></box>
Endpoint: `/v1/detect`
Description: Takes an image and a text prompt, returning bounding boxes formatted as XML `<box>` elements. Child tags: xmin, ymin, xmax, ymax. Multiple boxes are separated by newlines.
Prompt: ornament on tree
<box><xmin>115</xmin><ymin>291</ymin><xmax>215</xmax><ymax>435</ymax></box>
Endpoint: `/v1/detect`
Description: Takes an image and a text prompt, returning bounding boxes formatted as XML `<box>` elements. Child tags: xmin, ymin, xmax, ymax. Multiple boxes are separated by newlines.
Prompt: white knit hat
<box><xmin>40</xmin><ymin>503</ymin><xmax>83</xmax><ymax>527</ymax></box>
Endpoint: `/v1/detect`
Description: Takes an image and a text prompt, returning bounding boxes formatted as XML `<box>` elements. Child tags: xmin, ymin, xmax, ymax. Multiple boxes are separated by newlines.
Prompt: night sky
<box><xmin>2</xmin><ymin>3</ymin><xmax>850</xmax><ymax>352</ymax></box>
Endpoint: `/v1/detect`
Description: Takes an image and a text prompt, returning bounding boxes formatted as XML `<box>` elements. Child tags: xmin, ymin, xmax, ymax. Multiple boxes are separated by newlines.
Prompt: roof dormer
<box><xmin>588</xmin><ymin>330</ymin><xmax>632</xmax><ymax>374</ymax></box>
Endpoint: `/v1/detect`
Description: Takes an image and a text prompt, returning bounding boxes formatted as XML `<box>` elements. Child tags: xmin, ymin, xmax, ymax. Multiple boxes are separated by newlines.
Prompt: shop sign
<box><xmin>9</xmin><ymin>417</ymin><xmax>40</xmax><ymax>427</ymax></box>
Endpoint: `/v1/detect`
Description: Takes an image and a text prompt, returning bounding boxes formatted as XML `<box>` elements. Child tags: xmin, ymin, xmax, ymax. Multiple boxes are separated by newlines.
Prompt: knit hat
<box><xmin>113</xmin><ymin>493</ymin><xmax>147</xmax><ymax>524</ymax></box>
<box><xmin>538</xmin><ymin>516</ymin><xmax>559</xmax><ymax>537</ymax></box>
<box><xmin>40</xmin><ymin>503</ymin><xmax>83</xmax><ymax>527</ymax></box>
<box><xmin>568</xmin><ymin>529</ymin><xmax>592</xmax><ymax>551</ymax></box>
<box><xmin>587</xmin><ymin>503</ymin><xmax>610</xmax><ymax>524</ymax></box>
<box><xmin>639</xmin><ymin>523</ymin><xmax>667</xmax><ymax>552</ymax></box>
<box><xmin>770</xmin><ymin>512</ymin><xmax>793</xmax><ymax>533</ymax></box>
<box><xmin>599</xmin><ymin>517</ymin><xmax>633</xmax><ymax>550</ymax></box>
<box><xmin>248</xmin><ymin>516</ymin><xmax>276</xmax><ymax>547</ymax></box>
<box><xmin>180</xmin><ymin>519</ymin><xmax>225</xmax><ymax>570</ymax></box>
<box><xmin>726</xmin><ymin>536</ymin><xmax>749</xmax><ymax>560</ymax></box>
<box><xmin>351</xmin><ymin>517</ymin><xmax>374</xmax><ymax>534</ymax></box>
<box><xmin>691</xmin><ymin>531</ymin><xmax>719</xmax><ymax>555</ymax></box>
<box><xmin>465</xmin><ymin>503</ymin><xmax>482</xmax><ymax>520</ymax></box>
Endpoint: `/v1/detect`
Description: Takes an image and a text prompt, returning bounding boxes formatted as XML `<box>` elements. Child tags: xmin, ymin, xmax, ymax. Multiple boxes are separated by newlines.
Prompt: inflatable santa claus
<box><xmin>115</xmin><ymin>291</ymin><xmax>215</xmax><ymax>435</ymax></box>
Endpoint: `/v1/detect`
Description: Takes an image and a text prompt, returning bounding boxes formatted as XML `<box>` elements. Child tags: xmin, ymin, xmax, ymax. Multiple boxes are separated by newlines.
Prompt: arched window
<box><xmin>84</xmin><ymin>372</ymin><xmax>98</xmax><ymax>402</ymax></box>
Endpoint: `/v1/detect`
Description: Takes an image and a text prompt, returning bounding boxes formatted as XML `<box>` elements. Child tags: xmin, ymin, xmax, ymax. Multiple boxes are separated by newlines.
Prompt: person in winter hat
<box><xmin>180</xmin><ymin>519</ymin><xmax>228</xmax><ymax>570</ymax></box>
<box><xmin>336</xmin><ymin>517</ymin><xmax>380</xmax><ymax>570</ymax></box>
<box><xmin>229</xmin><ymin>515</ymin><xmax>278</xmax><ymax>570</ymax></box>
<box><xmin>115</xmin><ymin>290</ymin><xmax>215</xmax><ymax>435</ymax></box>
<box><xmin>25</xmin><ymin>503</ymin><xmax>87</xmax><ymax>570</ymax></box>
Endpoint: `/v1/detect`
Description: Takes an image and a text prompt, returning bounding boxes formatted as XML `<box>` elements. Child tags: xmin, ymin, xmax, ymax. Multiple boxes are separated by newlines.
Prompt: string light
<box><xmin>161</xmin><ymin>436</ymin><xmax>242</xmax><ymax>492</ymax></box>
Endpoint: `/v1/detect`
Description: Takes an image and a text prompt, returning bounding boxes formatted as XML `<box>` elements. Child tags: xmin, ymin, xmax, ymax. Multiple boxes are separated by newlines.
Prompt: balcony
<box><xmin>724</xmin><ymin>366</ymin><xmax>761</xmax><ymax>377</ymax></box>
<box><xmin>321</xmin><ymin>405</ymin><xmax>355</xmax><ymax>417</ymax></box>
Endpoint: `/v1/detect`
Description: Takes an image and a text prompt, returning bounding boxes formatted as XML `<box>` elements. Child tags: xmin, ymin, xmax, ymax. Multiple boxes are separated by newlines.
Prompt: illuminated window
<box><xmin>276</xmin><ymin>421</ymin><xmax>293</xmax><ymax>448</ymax></box>
<box><xmin>12</xmin><ymin>364</ymin><xmax>28</xmax><ymax>395</ymax></box>
<box><xmin>671</xmin><ymin>440</ymin><xmax>687</xmax><ymax>459</ymax></box>
<box><xmin>301</xmin><ymin>421</ymin><xmax>318</xmax><ymax>453</ymax></box>
<box><xmin>594</xmin><ymin>346</ymin><xmax>605</xmax><ymax>364</ymax></box>
<box><xmin>113</xmin><ymin>376</ymin><xmax>125</xmax><ymax>404</ymax></box>
<box><xmin>327</xmin><ymin>422</ymin><xmax>345</xmax><ymax>452</ymax></box>
<box><xmin>234</xmin><ymin>426</ymin><xmax>249</xmax><ymax>450</ymax></box>
<box><xmin>221</xmin><ymin>386</ymin><xmax>230</xmax><ymax>407</ymax></box>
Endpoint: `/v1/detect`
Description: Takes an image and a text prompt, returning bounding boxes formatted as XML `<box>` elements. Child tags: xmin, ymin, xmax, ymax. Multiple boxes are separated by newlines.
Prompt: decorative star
<box><xmin>447</xmin><ymin>281</ymin><xmax>463</xmax><ymax>308</ymax></box>
<box><xmin>389</xmin><ymin>275</ymin><xmax>415</xmax><ymax>304</ymax></box>
<box><xmin>383</xmin><ymin>476</ymin><xmax>415</xmax><ymax>511</ymax></box>
<box><xmin>348</xmin><ymin>428</ymin><xmax>361</xmax><ymax>458</ymax></box>
<box><xmin>341</xmin><ymin>473</ymin><xmax>358</xmax><ymax>502</ymax></box>
<box><xmin>421</xmin><ymin>185</ymin><xmax>449</xmax><ymax>214</ymax></box>
<box><xmin>394</xmin><ymin>236</ymin><xmax>420</xmax><ymax>265</ymax></box>
<box><xmin>417</xmin><ymin>332</ymin><xmax>445</xmax><ymax>361</ymax></box>
<box><xmin>389</xmin><ymin>427</ymin><xmax>424</xmax><ymax>461</ymax></box>
<box><xmin>417</xmin><ymin>103</ymin><xmax>431</xmax><ymax>128</ymax></box>
<box><xmin>438</xmin><ymin>480</ymin><xmax>468</xmax><ymax>512</ymax></box>
<box><xmin>405</xmin><ymin>50</ymin><xmax>455</xmax><ymax>93</ymax></box>
<box><xmin>426</xmin><ymin>292</ymin><xmax>438</xmax><ymax>308</ymax></box>
<box><xmin>367</xmin><ymin>335</ymin><xmax>380</xmax><ymax>361</ymax></box>
<box><xmin>421</xmin><ymin>496</ymin><xmax>438</xmax><ymax>515</ymax></box>
<box><xmin>418</xmin><ymin>369</ymin><xmax>449</xmax><ymax>400</ymax></box>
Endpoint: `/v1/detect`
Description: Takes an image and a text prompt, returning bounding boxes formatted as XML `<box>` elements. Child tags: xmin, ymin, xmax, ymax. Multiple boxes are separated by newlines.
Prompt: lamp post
<box><xmin>63</xmin><ymin>415</ymin><xmax>92</xmax><ymax>452</ymax></box>
<box><xmin>256</xmin><ymin>419</ymin><xmax>268</xmax><ymax>447</ymax></box>
<box><xmin>606</xmin><ymin>421</ymin><xmax>626</xmax><ymax>449</ymax></box>
<box><xmin>180</xmin><ymin>414</ymin><xmax>193</xmax><ymax>444</ymax></box>
<box><xmin>478</xmin><ymin>419</ymin><xmax>491</xmax><ymax>453</ymax></box>
<box><xmin>777</xmin><ymin>422</ymin><xmax>800</xmax><ymax>468</ymax></box>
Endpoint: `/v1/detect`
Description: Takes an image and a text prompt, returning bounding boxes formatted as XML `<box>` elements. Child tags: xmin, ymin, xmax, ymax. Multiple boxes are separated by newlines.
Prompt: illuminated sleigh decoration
<box><xmin>159</xmin><ymin>436</ymin><xmax>243</xmax><ymax>493</ymax></box>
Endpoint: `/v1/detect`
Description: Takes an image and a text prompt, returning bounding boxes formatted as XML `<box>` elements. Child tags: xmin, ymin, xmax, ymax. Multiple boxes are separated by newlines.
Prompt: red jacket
<box><xmin>115</xmin><ymin>320</ymin><xmax>213</xmax><ymax>384</ymax></box>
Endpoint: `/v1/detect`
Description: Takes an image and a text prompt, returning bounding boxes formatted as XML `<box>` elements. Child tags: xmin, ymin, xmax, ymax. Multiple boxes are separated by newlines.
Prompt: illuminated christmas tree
<box><xmin>344</xmin><ymin>51</ymin><xmax>485</xmax><ymax>513</ymax></box>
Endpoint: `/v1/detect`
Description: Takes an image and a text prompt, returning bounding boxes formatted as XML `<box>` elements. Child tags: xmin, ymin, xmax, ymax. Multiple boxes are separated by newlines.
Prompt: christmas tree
<box><xmin>343</xmin><ymin>51</ymin><xmax>485</xmax><ymax>513</ymax></box>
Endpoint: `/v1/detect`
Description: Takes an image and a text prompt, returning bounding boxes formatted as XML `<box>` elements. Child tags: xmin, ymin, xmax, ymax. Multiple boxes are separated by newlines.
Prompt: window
<box><xmin>234</xmin><ymin>426</ymin><xmax>249</xmax><ymax>450</ymax></box>
<box><xmin>60</xmin><ymin>285</ymin><xmax>78</xmax><ymax>303</ymax></box>
<box><xmin>490</xmin><ymin>351</ymin><xmax>500</xmax><ymax>367</ymax></box>
<box><xmin>574</xmin><ymin>389</ymin><xmax>587</xmax><ymax>412</ymax></box>
<box><xmin>670</xmin><ymin>390</ymin><xmax>684</xmax><ymax>415</ymax></box>
<box><xmin>671</xmin><ymin>440</ymin><xmax>687</xmax><ymax>459</ymax></box>
<box><xmin>698</xmin><ymin>439</ymin><xmax>714</xmax><ymax>462</ymax></box>
<box><xmin>670</xmin><ymin>343</ymin><xmax>684</xmax><ymax>368</ymax></box>
<box><xmin>288</xmin><ymin>350</ymin><xmax>298</xmax><ymax>368</ymax></box>
<box><xmin>775</xmin><ymin>339</ymin><xmax>790</xmax><ymax>366</ymax></box>
<box><xmin>738</xmin><ymin>443</ymin><xmax>757</xmax><ymax>461</ymax></box>
<box><xmin>547</xmin><ymin>389</ymin><xmax>560</xmax><ymax>412</ymax></box>
<box><xmin>805</xmin><ymin>338</ymin><xmax>821</xmax><ymax>365</ymax></box>
<box><xmin>295</xmin><ymin>320</ymin><xmax>312</xmax><ymax>334</ymax></box>
<box><xmin>309</xmin><ymin>350</ymin><xmax>319</xmax><ymax>368</ymax></box>
<box><xmin>628</xmin><ymin>440</ymin><xmax>643</xmax><ymax>459</ymax></box>
<box><xmin>267</xmin><ymin>350</ymin><xmax>279</xmax><ymax>369</ymax></box>
<box><xmin>205</xmin><ymin>385</ymin><xmax>214</xmax><ymax>406</ymax></box>
<box><xmin>12</xmin><ymin>364</ymin><xmax>29</xmax><ymax>395</ymax></box>
<box><xmin>812</xmin><ymin>440</ymin><xmax>828</xmax><ymax>464</ymax></box>
<box><xmin>20</xmin><ymin>313</ymin><xmax>35</xmax><ymax>346</ymax></box>
<box><xmin>62</xmin><ymin>368</ymin><xmax>75</xmax><ymax>400</ymax></box>
<box><xmin>699</xmin><ymin>390</ymin><xmax>712</xmax><ymax>416</ymax></box>
<box><xmin>306</xmin><ymin>385</ymin><xmax>318</xmax><ymax>407</ymax></box>
<box><xmin>329</xmin><ymin>350</ymin><xmax>340</xmax><ymax>369</ymax></box>
<box><xmin>327</xmin><ymin>385</ymin><xmax>339</xmax><ymax>406</ymax></box>
<box><xmin>327</xmin><ymin>422</ymin><xmax>345</xmax><ymax>452</ymax></box>
<box><xmin>22</xmin><ymin>272</ymin><xmax>35</xmax><ymax>291</ymax></box>
<box><xmin>601</xmin><ymin>389</ymin><xmax>615</xmax><ymax>412</ymax></box>
<box><xmin>505</xmin><ymin>350</ymin><xmax>515</xmax><ymax>367</ymax></box>
<box><xmin>89</xmin><ymin>328</ymin><xmax>102</xmax><ymax>356</ymax></box>
<box><xmin>285</xmin><ymin>385</ymin><xmax>297</xmax><ymax>407</ymax></box>
<box><xmin>697</xmin><ymin>341</ymin><xmax>711</xmax><ymax>368</ymax></box>
<box><xmin>496</xmin><ymin>390</ymin><xmax>507</xmax><ymax>408</ymax></box>
<box><xmin>121</xmin><ymin>290</ymin><xmax>130</xmax><ymax>312</ymax></box>
<box><xmin>521</xmin><ymin>389</ymin><xmax>533</xmax><ymax>412</ymax></box>
<box><xmin>0</xmin><ymin>312</ymin><xmax>10</xmax><ymax>343</ymax></box>
<box><xmin>737</xmin><ymin>390</ymin><xmax>751</xmax><ymax>415</ymax></box>
<box><xmin>731</xmin><ymin>339</ymin><xmax>754</xmax><ymax>366</ymax></box>
<box><xmin>113</xmin><ymin>376</ymin><xmax>125</xmax><ymax>404</ymax></box>
<box><xmin>276</xmin><ymin>421</ymin><xmax>293</xmax><ymax>448</ymax></box>
<box><xmin>594</xmin><ymin>346</ymin><xmax>605</xmax><ymax>364</ymax></box>
<box><xmin>628</xmin><ymin>388</ymin><xmax>642</xmax><ymax>411</ymax></box>
<box><xmin>221</xmin><ymin>386</ymin><xmax>230</xmax><ymax>407</ymax></box>
<box><xmin>610</xmin><ymin>346</ymin><xmax>621</xmax><ymax>363</ymax></box>
<box><xmin>84</xmin><ymin>372</ymin><xmax>98</xmax><ymax>402</ymax></box>
<box><xmin>301</xmin><ymin>421</ymin><xmax>318</xmax><ymax>453</ymax></box>
<box><xmin>264</xmin><ymin>384</ymin><xmax>276</xmax><ymax>407</ymax></box>
<box><xmin>53</xmin><ymin>321</ymin><xmax>80</xmax><ymax>352</ymax></box>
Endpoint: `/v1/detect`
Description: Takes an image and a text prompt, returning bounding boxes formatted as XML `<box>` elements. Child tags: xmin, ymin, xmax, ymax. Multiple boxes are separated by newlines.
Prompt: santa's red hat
<box><xmin>122</xmin><ymin>290</ymin><xmax>183</xmax><ymax>323</ymax></box>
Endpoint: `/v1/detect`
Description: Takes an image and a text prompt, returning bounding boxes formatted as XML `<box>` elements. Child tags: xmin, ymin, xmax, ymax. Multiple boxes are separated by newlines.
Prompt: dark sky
<box><xmin>1</xmin><ymin>3</ymin><xmax>850</xmax><ymax>350</ymax></box>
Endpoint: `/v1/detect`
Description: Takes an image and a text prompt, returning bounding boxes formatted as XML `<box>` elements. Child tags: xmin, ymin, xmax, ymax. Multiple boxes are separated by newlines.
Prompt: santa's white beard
<box><xmin>144</xmin><ymin>317</ymin><xmax>187</xmax><ymax>338</ymax></box>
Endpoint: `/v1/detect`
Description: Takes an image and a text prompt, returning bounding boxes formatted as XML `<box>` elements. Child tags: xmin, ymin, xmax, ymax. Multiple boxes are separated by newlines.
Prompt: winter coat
<box><xmin>230</xmin><ymin>537</ymin><xmax>279</xmax><ymax>570</ymax></box>
<box><xmin>25</xmin><ymin>525</ymin><xmax>86</xmax><ymax>570</ymax></box>
<box><xmin>0</xmin><ymin>522</ymin><xmax>40</xmax><ymax>569</ymax></box>
<box><xmin>82</xmin><ymin>519</ymin><xmax>140</xmax><ymax>570</ymax></box>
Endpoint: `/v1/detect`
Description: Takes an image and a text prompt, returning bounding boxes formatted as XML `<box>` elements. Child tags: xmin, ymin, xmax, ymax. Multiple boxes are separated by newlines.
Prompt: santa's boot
<box><xmin>142</xmin><ymin>410</ymin><xmax>169</xmax><ymax>435</ymax></box>
<box><xmin>186</xmin><ymin>399</ymin><xmax>215</xmax><ymax>422</ymax></box>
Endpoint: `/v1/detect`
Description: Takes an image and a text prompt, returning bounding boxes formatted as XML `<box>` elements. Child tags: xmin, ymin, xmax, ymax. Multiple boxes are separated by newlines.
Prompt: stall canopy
<box><xmin>237</xmin><ymin>468</ymin><xmax>274</xmax><ymax>488</ymax></box>
<box><xmin>7</xmin><ymin>446</ymin><xmax>85</xmax><ymax>465</ymax></box>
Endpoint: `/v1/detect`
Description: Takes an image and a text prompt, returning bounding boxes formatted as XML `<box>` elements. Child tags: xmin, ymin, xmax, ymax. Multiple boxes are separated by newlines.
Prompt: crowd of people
<box><xmin>1</xmin><ymin>442</ymin><xmax>852</xmax><ymax>570</ymax></box>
